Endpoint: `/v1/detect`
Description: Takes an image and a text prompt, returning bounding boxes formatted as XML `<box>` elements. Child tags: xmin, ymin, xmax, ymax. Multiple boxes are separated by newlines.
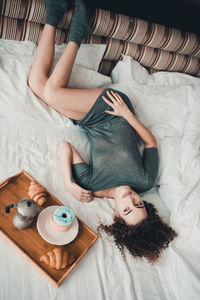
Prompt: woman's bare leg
<box><xmin>44</xmin><ymin>38</ymin><xmax>104</xmax><ymax>120</ymax></box>
<box><xmin>27</xmin><ymin>24</ymin><xmax>56</xmax><ymax>101</ymax></box>
<box><xmin>28</xmin><ymin>24</ymin><xmax>104</xmax><ymax>120</ymax></box>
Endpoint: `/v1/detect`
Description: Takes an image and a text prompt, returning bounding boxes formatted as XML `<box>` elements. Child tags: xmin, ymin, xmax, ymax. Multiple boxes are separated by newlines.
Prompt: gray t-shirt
<box><xmin>72</xmin><ymin>88</ymin><xmax>159</xmax><ymax>193</ymax></box>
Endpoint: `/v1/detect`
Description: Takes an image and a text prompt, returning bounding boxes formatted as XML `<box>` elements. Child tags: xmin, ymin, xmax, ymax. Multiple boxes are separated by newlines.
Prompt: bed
<box><xmin>1</xmin><ymin>1</ymin><xmax>200</xmax><ymax>299</ymax></box>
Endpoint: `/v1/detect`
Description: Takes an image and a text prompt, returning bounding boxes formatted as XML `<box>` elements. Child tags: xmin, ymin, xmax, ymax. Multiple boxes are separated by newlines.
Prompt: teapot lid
<box><xmin>17</xmin><ymin>198</ymin><xmax>40</xmax><ymax>217</ymax></box>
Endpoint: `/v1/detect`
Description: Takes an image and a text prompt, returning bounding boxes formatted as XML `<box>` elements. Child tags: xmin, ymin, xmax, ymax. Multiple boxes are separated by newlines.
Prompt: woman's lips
<box><xmin>122</xmin><ymin>191</ymin><xmax>131</xmax><ymax>198</ymax></box>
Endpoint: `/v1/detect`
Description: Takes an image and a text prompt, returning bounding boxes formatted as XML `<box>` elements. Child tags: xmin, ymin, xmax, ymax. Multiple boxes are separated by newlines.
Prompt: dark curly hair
<box><xmin>98</xmin><ymin>201</ymin><xmax>177</xmax><ymax>263</ymax></box>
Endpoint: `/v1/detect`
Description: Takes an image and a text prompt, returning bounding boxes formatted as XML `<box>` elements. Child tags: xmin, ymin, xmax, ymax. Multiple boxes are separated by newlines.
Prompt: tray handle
<box><xmin>0</xmin><ymin>171</ymin><xmax>23</xmax><ymax>189</ymax></box>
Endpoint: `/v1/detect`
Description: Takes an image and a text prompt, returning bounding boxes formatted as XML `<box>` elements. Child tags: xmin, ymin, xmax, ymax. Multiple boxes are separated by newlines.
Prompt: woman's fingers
<box><xmin>69</xmin><ymin>182</ymin><xmax>93</xmax><ymax>202</ymax></box>
<box><xmin>80</xmin><ymin>193</ymin><xmax>93</xmax><ymax>202</ymax></box>
<box><xmin>106</xmin><ymin>90</ymin><xmax>121</xmax><ymax>105</ymax></box>
<box><xmin>107</xmin><ymin>90</ymin><xmax>122</xmax><ymax>104</ymax></box>
<box><xmin>104</xmin><ymin>110</ymin><xmax>115</xmax><ymax>115</ymax></box>
<box><xmin>110</xmin><ymin>90</ymin><xmax>122</xmax><ymax>103</ymax></box>
<box><xmin>102</xmin><ymin>90</ymin><xmax>127</xmax><ymax>116</ymax></box>
<box><xmin>106</xmin><ymin>90</ymin><xmax>116</xmax><ymax>102</ymax></box>
<box><xmin>80</xmin><ymin>188</ymin><xmax>92</xmax><ymax>201</ymax></box>
<box><xmin>102</xmin><ymin>94</ymin><xmax>118</xmax><ymax>108</ymax></box>
<box><xmin>81</xmin><ymin>190</ymin><xmax>92</xmax><ymax>196</ymax></box>
<box><xmin>102</xmin><ymin>95</ymin><xmax>114</xmax><ymax>107</ymax></box>
<box><xmin>103</xmin><ymin>90</ymin><xmax>123</xmax><ymax>106</ymax></box>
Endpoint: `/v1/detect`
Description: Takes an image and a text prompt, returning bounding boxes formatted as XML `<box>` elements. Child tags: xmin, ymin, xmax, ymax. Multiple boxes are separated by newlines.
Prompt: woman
<box><xmin>28</xmin><ymin>0</ymin><xmax>177</xmax><ymax>263</ymax></box>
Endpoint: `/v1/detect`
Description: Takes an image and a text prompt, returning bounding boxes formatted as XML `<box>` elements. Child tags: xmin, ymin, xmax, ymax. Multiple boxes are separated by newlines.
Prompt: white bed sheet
<box><xmin>0</xmin><ymin>42</ymin><xmax>200</xmax><ymax>300</ymax></box>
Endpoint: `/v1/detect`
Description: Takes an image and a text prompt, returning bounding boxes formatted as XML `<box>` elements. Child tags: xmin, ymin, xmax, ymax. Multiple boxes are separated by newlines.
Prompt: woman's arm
<box><xmin>123</xmin><ymin>113</ymin><xmax>157</xmax><ymax>148</ymax></box>
<box><xmin>58</xmin><ymin>141</ymin><xmax>93</xmax><ymax>202</ymax></box>
<box><xmin>102</xmin><ymin>90</ymin><xmax>157</xmax><ymax>148</ymax></box>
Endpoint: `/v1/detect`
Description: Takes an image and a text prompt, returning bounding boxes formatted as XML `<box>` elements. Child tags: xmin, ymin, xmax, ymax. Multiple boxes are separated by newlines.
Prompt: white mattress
<box><xmin>1</xmin><ymin>40</ymin><xmax>200</xmax><ymax>300</ymax></box>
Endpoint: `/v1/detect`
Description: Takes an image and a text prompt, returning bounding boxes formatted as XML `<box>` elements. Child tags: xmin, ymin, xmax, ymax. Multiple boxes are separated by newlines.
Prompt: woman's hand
<box><xmin>102</xmin><ymin>90</ymin><xmax>132</xmax><ymax>119</ymax></box>
<box><xmin>66</xmin><ymin>182</ymin><xmax>93</xmax><ymax>202</ymax></box>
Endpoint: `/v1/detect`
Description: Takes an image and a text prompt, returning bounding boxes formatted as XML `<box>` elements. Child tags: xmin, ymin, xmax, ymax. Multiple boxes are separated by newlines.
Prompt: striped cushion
<box><xmin>0</xmin><ymin>0</ymin><xmax>200</xmax><ymax>76</ymax></box>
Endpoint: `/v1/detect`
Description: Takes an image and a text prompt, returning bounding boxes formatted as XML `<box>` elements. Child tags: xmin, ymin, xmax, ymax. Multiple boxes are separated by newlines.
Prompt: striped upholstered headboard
<box><xmin>0</xmin><ymin>0</ymin><xmax>200</xmax><ymax>77</ymax></box>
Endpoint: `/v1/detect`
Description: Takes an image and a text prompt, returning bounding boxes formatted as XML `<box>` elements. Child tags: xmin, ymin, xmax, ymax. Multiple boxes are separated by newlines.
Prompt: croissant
<box><xmin>28</xmin><ymin>180</ymin><xmax>47</xmax><ymax>206</ymax></box>
<box><xmin>40</xmin><ymin>248</ymin><xmax>75</xmax><ymax>270</ymax></box>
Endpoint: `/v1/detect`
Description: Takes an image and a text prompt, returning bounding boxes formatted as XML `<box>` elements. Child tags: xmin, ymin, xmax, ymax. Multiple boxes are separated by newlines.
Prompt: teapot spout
<box><xmin>5</xmin><ymin>203</ymin><xmax>17</xmax><ymax>213</ymax></box>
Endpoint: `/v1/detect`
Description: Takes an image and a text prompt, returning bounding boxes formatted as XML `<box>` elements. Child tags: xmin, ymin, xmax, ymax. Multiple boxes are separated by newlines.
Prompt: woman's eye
<box><xmin>135</xmin><ymin>202</ymin><xmax>145</xmax><ymax>208</ymax></box>
<box><xmin>124</xmin><ymin>207</ymin><xmax>130</xmax><ymax>213</ymax></box>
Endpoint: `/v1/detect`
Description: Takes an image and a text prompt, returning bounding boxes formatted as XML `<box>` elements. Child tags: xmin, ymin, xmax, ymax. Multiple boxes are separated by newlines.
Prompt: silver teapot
<box><xmin>5</xmin><ymin>198</ymin><xmax>40</xmax><ymax>230</ymax></box>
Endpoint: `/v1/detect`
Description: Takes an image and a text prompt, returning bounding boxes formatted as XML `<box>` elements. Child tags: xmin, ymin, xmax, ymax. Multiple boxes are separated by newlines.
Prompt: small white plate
<box><xmin>37</xmin><ymin>205</ymin><xmax>79</xmax><ymax>246</ymax></box>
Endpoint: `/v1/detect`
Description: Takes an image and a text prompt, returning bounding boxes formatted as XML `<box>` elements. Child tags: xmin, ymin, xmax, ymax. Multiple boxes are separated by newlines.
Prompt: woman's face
<box><xmin>115</xmin><ymin>186</ymin><xmax>147</xmax><ymax>226</ymax></box>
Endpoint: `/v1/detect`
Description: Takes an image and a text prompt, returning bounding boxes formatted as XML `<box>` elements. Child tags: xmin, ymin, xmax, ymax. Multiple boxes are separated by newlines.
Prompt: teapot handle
<box><xmin>5</xmin><ymin>204</ymin><xmax>16</xmax><ymax>213</ymax></box>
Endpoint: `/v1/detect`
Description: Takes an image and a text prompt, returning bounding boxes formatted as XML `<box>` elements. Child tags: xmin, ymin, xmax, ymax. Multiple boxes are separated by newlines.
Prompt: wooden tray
<box><xmin>0</xmin><ymin>170</ymin><xmax>98</xmax><ymax>287</ymax></box>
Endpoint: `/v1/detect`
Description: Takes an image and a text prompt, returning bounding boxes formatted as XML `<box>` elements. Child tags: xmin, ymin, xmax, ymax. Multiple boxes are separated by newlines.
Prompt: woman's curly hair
<box><xmin>98</xmin><ymin>201</ymin><xmax>177</xmax><ymax>263</ymax></box>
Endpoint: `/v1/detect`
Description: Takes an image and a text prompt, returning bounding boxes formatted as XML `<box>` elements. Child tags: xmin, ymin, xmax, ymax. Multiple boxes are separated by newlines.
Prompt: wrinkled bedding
<box><xmin>0</xmin><ymin>40</ymin><xmax>200</xmax><ymax>300</ymax></box>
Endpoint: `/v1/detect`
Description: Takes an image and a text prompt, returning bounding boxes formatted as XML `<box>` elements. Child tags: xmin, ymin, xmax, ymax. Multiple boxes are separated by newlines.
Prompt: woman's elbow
<box><xmin>146</xmin><ymin>138</ymin><xmax>157</xmax><ymax>148</ymax></box>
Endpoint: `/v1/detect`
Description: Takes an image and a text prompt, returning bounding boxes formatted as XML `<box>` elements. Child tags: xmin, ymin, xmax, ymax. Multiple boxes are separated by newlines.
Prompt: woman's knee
<box><xmin>43</xmin><ymin>80</ymin><xmax>59</xmax><ymax>106</ymax></box>
<box><xmin>27</xmin><ymin>71</ymin><xmax>47</xmax><ymax>100</ymax></box>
